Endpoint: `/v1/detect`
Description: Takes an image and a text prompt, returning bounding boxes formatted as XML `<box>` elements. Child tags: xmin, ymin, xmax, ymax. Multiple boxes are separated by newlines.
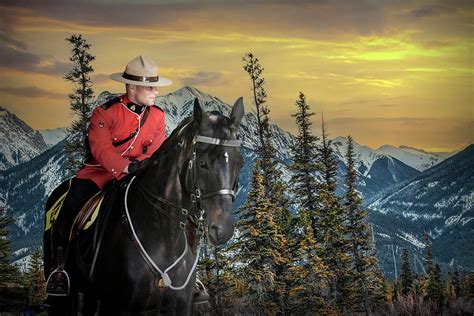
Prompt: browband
<box><xmin>195</xmin><ymin>135</ymin><xmax>241</xmax><ymax>147</ymax></box>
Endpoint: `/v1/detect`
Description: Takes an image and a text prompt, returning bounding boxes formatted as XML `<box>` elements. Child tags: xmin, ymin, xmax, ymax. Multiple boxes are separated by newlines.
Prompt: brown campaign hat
<box><xmin>110</xmin><ymin>55</ymin><xmax>172</xmax><ymax>87</ymax></box>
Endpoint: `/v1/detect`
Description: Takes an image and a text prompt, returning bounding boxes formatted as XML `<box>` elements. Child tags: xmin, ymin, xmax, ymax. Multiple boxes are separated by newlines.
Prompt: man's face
<box><xmin>133</xmin><ymin>85</ymin><xmax>158</xmax><ymax>106</ymax></box>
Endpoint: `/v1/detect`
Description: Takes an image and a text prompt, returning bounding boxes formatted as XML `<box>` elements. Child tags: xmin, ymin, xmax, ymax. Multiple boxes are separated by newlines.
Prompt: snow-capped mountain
<box><xmin>40</xmin><ymin>127</ymin><xmax>68</xmax><ymax>148</ymax></box>
<box><xmin>0</xmin><ymin>107</ymin><xmax>48</xmax><ymax>170</ymax></box>
<box><xmin>0</xmin><ymin>138</ymin><xmax>68</xmax><ymax>260</ymax></box>
<box><xmin>333</xmin><ymin>136</ymin><xmax>421</xmax><ymax>198</ymax></box>
<box><xmin>367</xmin><ymin>144</ymin><xmax>474</xmax><ymax>275</ymax></box>
<box><xmin>332</xmin><ymin>136</ymin><xmax>450</xmax><ymax>174</ymax></box>
<box><xmin>376</xmin><ymin>144</ymin><xmax>450</xmax><ymax>171</ymax></box>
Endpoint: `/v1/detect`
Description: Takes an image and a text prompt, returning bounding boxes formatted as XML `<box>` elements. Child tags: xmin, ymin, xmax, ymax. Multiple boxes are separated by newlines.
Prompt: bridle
<box><xmin>122</xmin><ymin>129</ymin><xmax>242</xmax><ymax>291</ymax></box>
<box><xmin>187</xmin><ymin>135</ymin><xmax>242</xmax><ymax>210</ymax></box>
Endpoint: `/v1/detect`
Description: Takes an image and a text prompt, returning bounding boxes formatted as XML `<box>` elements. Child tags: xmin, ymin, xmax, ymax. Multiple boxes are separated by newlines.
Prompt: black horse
<box><xmin>43</xmin><ymin>97</ymin><xmax>245</xmax><ymax>315</ymax></box>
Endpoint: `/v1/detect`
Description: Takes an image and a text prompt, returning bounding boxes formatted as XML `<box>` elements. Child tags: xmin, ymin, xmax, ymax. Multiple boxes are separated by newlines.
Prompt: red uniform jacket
<box><xmin>76</xmin><ymin>95</ymin><xmax>166</xmax><ymax>189</ymax></box>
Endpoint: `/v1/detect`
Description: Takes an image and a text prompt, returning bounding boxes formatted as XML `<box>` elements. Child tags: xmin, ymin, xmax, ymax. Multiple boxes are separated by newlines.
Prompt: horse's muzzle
<box><xmin>203</xmin><ymin>194</ymin><xmax>235</xmax><ymax>245</ymax></box>
<box><xmin>208</xmin><ymin>220</ymin><xmax>235</xmax><ymax>245</ymax></box>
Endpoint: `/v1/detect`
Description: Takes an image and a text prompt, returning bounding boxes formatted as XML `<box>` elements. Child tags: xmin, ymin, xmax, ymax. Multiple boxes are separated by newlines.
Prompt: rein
<box><xmin>122</xmin><ymin>133</ymin><xmax>241</xmax><ymax>291</ymax></box>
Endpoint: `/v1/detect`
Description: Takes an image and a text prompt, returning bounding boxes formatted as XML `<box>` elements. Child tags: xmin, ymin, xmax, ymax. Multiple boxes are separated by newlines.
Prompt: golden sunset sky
<box><xmin>1</xmin><ymin>0</ymin><xmax>472</xmax><ymax>152</ymax></box>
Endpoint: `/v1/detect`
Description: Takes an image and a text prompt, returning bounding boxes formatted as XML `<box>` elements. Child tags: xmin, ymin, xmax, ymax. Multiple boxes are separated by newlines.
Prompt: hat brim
<box><xmin>110</xmin><ymin>73</ymin><xmax>172</xmax><ymax>87</ymax></box>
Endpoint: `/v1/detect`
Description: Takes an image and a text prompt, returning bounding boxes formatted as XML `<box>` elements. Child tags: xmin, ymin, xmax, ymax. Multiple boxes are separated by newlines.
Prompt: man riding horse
<box><xmin>45</xmin><ymin>55</ymin><xmax>207</xmax><ymax>302</ymax></box>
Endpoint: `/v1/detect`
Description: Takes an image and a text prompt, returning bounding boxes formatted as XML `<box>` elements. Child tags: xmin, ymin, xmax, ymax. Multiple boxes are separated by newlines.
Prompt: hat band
<box><xmin>123</xmin><ymin>72</ymin><xmax>159</xmax><ymax>83</ymax></box>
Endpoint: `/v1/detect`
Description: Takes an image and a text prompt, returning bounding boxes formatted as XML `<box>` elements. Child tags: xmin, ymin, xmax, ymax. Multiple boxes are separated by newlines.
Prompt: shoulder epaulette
<box><xmin>152</xmin><ymin>105</ymin><xmax>164</xmax><ymax>112</ymax></box>
<box><xmin>100</xmin><ymin>96</ymin><xmax>121</xmax><ymax>110</ymax></box>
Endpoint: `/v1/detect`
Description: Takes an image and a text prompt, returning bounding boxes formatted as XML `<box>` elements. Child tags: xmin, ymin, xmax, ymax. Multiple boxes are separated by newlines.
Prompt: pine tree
<box><xmin>427</xmin><ymin>263</ymin><xmax>442</xmax><ymax>302</ymax></box>
<box><xmin>400</xmin><ymin>248</ymin><xmax>413</xmax><ymax>296</ymax></box>
<box><xmin>423</xmin><ymin>232</ymin><xmax>434</xmax><ymax>276</ymax></box>
<box><xmin>315</xmin><ymin>118</ymin><xmax>354</xmax><ymax>313</ymax></box>
<box><xmin>64</xmin><ymin>34</ymin><xmax>95</xmax><ymax>174</ymax></box>
<box><xmin>242</xmin><ymin>52</ymin><xmax>289</xmax><ymax>211</ymax></box>
<box><xmin>242</xmin><ymin>53</ymin><xmax>293</xmax><ymax>310</ymax></box>
<box><xmin>287</xmin><ymin>207</ymin><xmax>332</xmax><ymax>314</ymax></box>
<box><xmin>289</xmin><ymin>92</ymin><xmax>320</xmax><ymax>227</ymax></box>
<box><xmin>197</xmin><ymin>243</ymin><xmax>235</xmax><ymax>314</ymax></box>
<box><xmin>443</xmin><ymin>272</ymin><xmax>456</xmax><ymax>307</ymax></box>
<box><xmin>25</xmin><ymin>248</ymin><xmax>46</xmax><ymax>306</ymax></box>
<box><xmin>344</xmin><ymin>135</ymin><xmax>383</xmax><ymax>315</ymax></box>
<box><xmin>231</xmin><ymin>161</ymin><xmax>289</xmax><ymax>313</ymax></box>
<box><xmin>0</xmin><ymin>203</ymin><xmax>20</xmax><ymax>286</ymax></box>
<box><xmin>452</xmin><ymin>263</ymin><xmax>461</xmax><ymax>298</ymax></box>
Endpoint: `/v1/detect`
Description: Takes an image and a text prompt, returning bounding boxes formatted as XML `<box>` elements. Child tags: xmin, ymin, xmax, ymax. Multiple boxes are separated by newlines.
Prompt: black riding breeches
<box><xmin>52</xmin><ymin>178</ymin><xmax>100</xmax><ymax>251</ymax></box>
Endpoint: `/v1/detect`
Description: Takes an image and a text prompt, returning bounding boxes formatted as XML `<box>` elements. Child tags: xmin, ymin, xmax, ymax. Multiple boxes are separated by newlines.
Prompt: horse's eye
<box><xmin>199</xmin><ymin>161</ymin><xmax>208</xmax><ymax>169</ymax></box>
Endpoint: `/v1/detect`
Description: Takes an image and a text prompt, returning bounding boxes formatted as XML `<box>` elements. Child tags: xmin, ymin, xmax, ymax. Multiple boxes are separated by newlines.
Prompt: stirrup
<box><xmin>45</xmin><ymin>268</ymin><xmax>70</xmax><ymax>297</ymax></box>
<box><xmin>193</xmin><ymin>278</ymin><xmax>209</xmax><ymax>305</ymax></box>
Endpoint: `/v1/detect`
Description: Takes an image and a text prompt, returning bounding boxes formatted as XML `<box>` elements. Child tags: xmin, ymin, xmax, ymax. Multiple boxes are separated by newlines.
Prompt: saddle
<box><xmin>68</xmin><ymin>190</ymin><xmax>106</xmax><ymax>241</ymax></box>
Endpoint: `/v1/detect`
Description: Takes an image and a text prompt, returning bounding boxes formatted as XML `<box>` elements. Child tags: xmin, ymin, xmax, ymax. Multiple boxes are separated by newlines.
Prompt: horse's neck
<box><xmin>133</xmin><ymin>141</ymin><xmax>190</xmax><ymax>211</ymax></box>
<box><xmin>125</xmin><ymin>142</ymin><xmax>195</xmax><ymax>259</ymax></box>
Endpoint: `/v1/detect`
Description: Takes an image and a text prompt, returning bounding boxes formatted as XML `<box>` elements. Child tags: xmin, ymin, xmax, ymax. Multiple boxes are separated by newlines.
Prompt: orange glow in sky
<box><xmin>0</xmin><ymin>0</ymin><xmax>472</xmax><ymax>152</ymax></box>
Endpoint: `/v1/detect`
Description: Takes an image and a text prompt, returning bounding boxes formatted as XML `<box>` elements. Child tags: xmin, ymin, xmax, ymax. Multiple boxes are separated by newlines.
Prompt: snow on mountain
<box><xmin>0</xmin><ymin>107</ymin><xmax>48</xmax><ymax>170</ymax></box>
<box><xmin>332</xmin><ymin>136</ymin><xmax>450</xmax><ymax>174</ymax></box>
<box><xmin>156</xmin><ymin>86</ymin><xmax>296</xmax><ymax>158</ymax></box>
<box><xmin>332</xmin><ymin>136</ymin><xmax>384</xmax><ymax>176</ymax></box>
<box><xmin>0</xmin><ymin>138</ymin><xmax>69</xmax><ymax>262</ymax></box>
<box><xmin>40</xmin><ymin>127</ymin><xmax>68</xmax><ymax>148</ymax></box>
<box><xmin>367</xmin><ymin>144</ymin><xmax>474</xmax><ymax>272</ymax></box>
<box><xmin>376</xmin><ymin>144</ymin><xmax>445</xmax><ymax>171</ymax></box>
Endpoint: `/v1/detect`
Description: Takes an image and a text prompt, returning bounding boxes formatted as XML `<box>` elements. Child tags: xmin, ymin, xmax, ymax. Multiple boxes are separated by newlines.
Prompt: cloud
<box><xmin>0</xmin><ymin>0</ymin><xmax>387</xmax><ymax>38</ymax></box>
<box><xmin>0</xmin><ymin>86</ymin><xmax>65</xmax><ymax>99</ymax></box>
<box><xmin>92</xmin><ymin>73</ymin><xmax>111</xmax><ymax>84</ymax></box>
<box><xmin>0</xmin><ymin>42</ymin><xmax>71</xmax><ymax>75</ymax></box>
<box><xmin>410</xmin><ymin>5</ymin><xmax>456</xmax><ymax>18</ymax></box>
<box><xmin>180</xmin><ymin>71</ymin><xmax>231</xmax><ymax>87</ymax></box>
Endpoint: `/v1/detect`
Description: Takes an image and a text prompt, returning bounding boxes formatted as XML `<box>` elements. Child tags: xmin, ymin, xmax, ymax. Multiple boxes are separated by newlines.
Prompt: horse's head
<box><xmin>184</xmin><ymin>97</ymin><xmax>244</xmax><ymax>245</ymax></box>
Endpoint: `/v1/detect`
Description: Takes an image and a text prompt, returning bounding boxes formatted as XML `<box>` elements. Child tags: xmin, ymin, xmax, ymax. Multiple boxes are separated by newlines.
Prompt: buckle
<box><xmin>182</xmin><ymin>208</ymin><xmax>188</xmax><ymax>216</ymax></box>
<box><xmin>180</xmin><ymin>222</ymin><xmax>186</xmax><ymax>230</ymax></box>
<box><xmin>195</xmin><ymin>189</ymin><xmax>201</xmax><ymax>199</ymax></box>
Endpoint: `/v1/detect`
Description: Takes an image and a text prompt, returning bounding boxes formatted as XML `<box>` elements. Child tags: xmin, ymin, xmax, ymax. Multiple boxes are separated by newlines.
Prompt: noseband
<box><xmin>121</xmin><ymin>131</ymin><xmax>241</xmax><ymax>291</ymax></box>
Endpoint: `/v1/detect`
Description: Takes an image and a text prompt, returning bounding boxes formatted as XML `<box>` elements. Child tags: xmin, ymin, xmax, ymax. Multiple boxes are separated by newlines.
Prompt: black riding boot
<box><xmin>46</xmin><ymin>220</ymin><xmax>71</xmax><ymax>296</ymax></box>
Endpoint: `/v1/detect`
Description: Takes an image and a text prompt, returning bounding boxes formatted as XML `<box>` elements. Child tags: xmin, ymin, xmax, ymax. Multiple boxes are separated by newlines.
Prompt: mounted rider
<box><xmin>45</xmin><ymin>55</ymin><xmax>170</xmax><ymax>296</ymax></box>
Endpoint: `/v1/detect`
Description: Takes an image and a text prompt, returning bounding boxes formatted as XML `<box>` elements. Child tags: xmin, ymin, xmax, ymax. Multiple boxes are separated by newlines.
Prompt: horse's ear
<box><xmin>230</xmin><ymin>97</ymin><xmax>244</xmax><ymax>129</ymax></box>
<box><xmin>193</xmin><ymin>98</ymin><xmax>208</xmax><ymax>126</ymax></box>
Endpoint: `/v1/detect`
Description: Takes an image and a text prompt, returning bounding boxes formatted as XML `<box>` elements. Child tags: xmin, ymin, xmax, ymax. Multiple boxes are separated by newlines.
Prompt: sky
<box><xmin>0</xmin><ymin>0</ymin><xmax>472</xmax><ymax>152</ymax></box>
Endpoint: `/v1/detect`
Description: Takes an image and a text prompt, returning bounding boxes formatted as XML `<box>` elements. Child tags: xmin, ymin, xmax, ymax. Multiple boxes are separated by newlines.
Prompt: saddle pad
<box><xmin>45</xmin><ymin>179</ymin><xmax>73</xmax><ymax>231</ymax></box>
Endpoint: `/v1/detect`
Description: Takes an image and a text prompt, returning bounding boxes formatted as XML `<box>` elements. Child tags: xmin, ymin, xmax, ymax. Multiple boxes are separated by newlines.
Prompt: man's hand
<box><xmin>124</xmin><ymin>158</ymin><xmax>150</xmax><ymax>174</ymax></box>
